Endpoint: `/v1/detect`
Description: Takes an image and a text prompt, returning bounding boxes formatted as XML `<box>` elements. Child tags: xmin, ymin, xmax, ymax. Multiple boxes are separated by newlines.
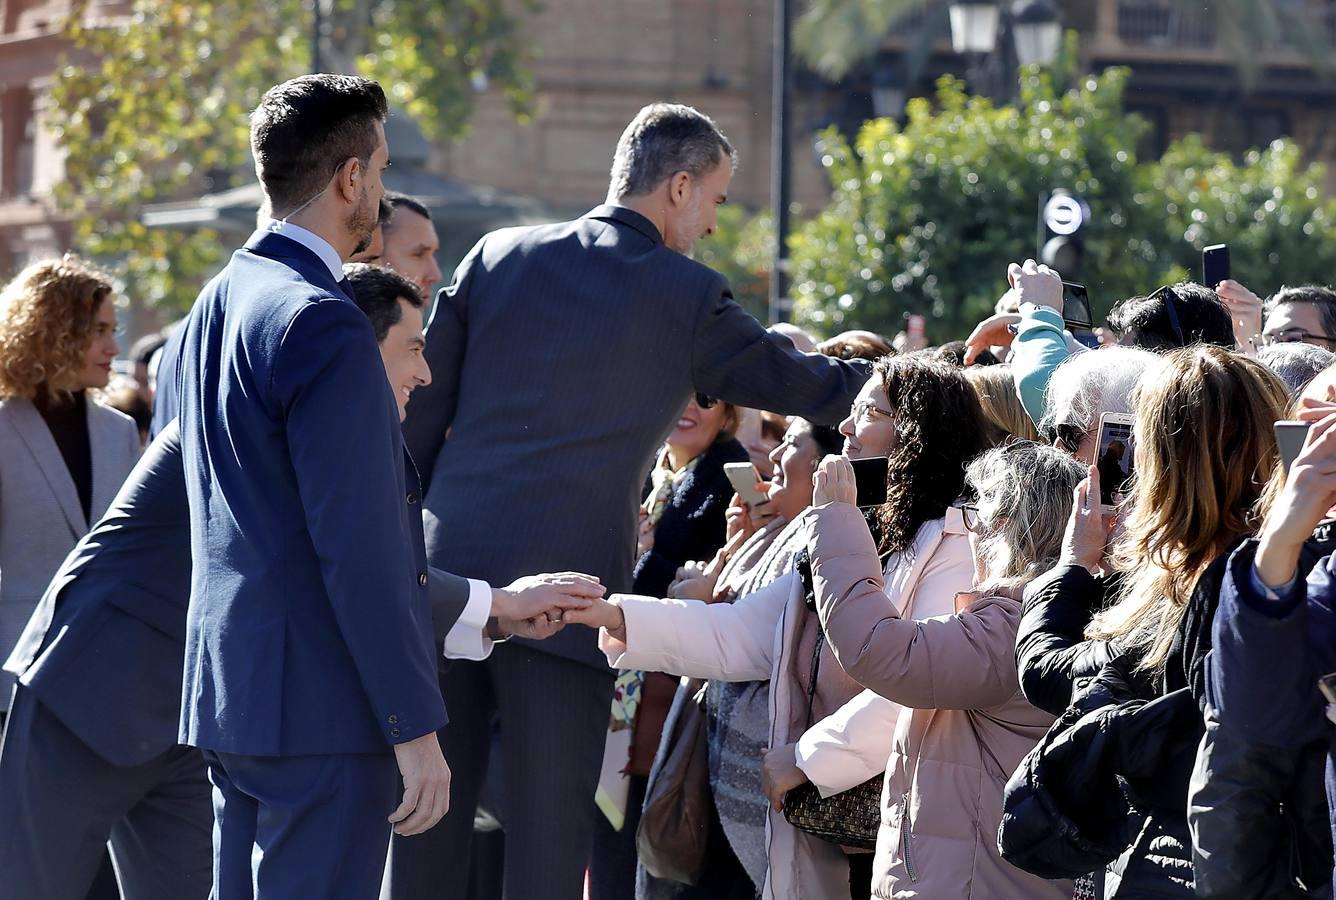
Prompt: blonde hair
<box><xmin>1087</xmin><ymin>346</ymin><xmax>1289</xmax><ymax>672</ymax></box>
<box><xmin>965</xmin><ymin>365</ymin><xmax>1041</xmax><ymax>443</ymax></box>
<box><xmin>0</xmin><ymin>255</ymin><xmax>114</xmax><ymax>401</ymax></box>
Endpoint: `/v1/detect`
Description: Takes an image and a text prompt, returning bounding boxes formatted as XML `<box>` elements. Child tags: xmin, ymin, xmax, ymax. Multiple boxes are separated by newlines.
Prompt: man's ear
<box><xmin>333</xmin><ymin>156</ymin><xmax>361</xmax><ymax>204</ymax></box>
<box><xmin>666</xmin><ymin>171</ymin><xmax>692</xmax><ymax>209</ymax></box>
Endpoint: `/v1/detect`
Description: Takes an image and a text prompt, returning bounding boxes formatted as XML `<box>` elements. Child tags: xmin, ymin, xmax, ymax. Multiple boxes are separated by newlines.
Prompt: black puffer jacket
<box><xmin>1002</xmin><ymin>550</ymin><xmax>1237</xmax><ymax>898</ymax></box>
<box><xmin>1016</xmin><ymin>564</ymin><xmax>1121</xmax><ymax>716</ymax></box>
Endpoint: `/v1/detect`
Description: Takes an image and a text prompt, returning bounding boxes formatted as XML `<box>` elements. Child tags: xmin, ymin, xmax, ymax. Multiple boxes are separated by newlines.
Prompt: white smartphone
<box><xmin>1275</xmin><ymin>421</ymin><xmax>1313</xmax><ymax>474</ymax></box>
<box><xmin>1095</xmin><ymin>412</ymin><xmax>1135</xmax><ymax>512</ymax></box>
<box><xmin>723</xmin><ymin>462</ymin><xmax>769</xmax><ymax>508</ymax></box>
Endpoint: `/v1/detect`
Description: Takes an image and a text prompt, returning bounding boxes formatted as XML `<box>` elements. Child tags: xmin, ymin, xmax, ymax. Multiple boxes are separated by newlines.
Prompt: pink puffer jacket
<box><xmin>805</xmin><ymin>501</ymin><xmax>1072</xmax><ymax>900</ymax></box>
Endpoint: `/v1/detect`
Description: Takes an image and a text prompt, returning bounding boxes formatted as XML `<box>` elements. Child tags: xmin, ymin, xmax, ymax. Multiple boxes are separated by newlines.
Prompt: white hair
<box><xmin>1045</xmin><ymin>346</ymin><xmax>1163</xmax><ymax>433</ymax></box>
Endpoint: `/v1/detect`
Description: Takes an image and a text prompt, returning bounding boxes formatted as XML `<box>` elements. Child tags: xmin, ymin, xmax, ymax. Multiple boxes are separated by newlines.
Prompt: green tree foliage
<box><xmin>694</xmin><ymin>205</ymin><xmax>774</xmax><ymax>322</ymax></box>
<box><xmin>785</xmin><ymin>68</ymin><xmax>1336</xmax><ymax>340</ymax></box>
<box><xmin>50</xmin><ymin>0</ymin><xmax>535</xmax><ymax>315</ymax></box>
<box><xmin>789</xmin><ymin>68</ymin><xmax>1157</xmax><ymax>338</ymax></box>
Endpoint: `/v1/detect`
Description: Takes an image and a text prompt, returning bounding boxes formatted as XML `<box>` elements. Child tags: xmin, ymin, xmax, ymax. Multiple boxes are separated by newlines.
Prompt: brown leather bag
<box><xmin>635</xmin><ymin>678</ymin><xmax>710</xmax><ymax>884</ymax></box>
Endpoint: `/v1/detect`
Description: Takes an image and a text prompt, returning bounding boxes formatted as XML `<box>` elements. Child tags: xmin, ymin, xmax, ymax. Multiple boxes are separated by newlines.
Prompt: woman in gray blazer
<box><xmin>0</xmin><ymin>255</ymin><xmax>140</xmax><ymax>722</ymax></box>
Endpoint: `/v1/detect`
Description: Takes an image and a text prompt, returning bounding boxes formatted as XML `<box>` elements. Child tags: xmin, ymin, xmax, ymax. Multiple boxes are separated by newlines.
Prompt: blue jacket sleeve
<box><xmin>1208</xmin><ymin>540</ymin><xmax>1323</xmax><ymax>748</ymax></box>
<box><xmin>1011</xmin><ymin>306</ymin><xmax>1072</xmax><ymax>430</ymax></box>
<box><xmin>273</xmin><ymin>300</ymin><xmax>447</xmax><ymax>745</ymax></box>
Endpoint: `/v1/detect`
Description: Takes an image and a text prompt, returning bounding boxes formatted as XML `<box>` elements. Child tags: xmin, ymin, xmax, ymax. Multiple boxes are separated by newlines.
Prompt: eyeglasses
<box><xmin>960</xmin><ymin>503</ymin><xmax>981</xmax><ymax>532</ymax></box>
<box><xmin>853</xmin><ymin>399</ymin><xmax>895</xmax><ymax>423</ymax></box>
<box><xmin>1259</xmin><ymin>328</ymin><xmax>1336</xmax><ymax>348</ymax></box>
<box><xmin>1149</xmin><ymin>285</ymin><xmax>1187</xmax><ymax>347</ymax></box>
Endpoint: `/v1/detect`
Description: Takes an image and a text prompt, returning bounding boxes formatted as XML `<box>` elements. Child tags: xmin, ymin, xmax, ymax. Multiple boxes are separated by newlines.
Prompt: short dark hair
<box><xmin>608</xmin><ymin>103</ymin><xmax>736</xmax><ymax>199</ymax></box>
<box><xmin>385</xmin><ymin>193</ymin><xmax>432</xmax><ymax>231</ymax></box>
<box><xmin>1107</xmin><ymin>282</ymin><xmax>1235</xmax><ymax>352</ymax></box>
<box><xmin>1265</xmin><ymin>285</ymin><xmax>1336</xmax><ymax>339</ymax></box>
<box><xmin>342</xmin><ymin>263</ymin><xmax>423</xmax><ymax>342</ymax></box>
<box><xmin>250</xmin><ymin>75</ymin><xmax>388</xmax><ymax>213</ymax></box>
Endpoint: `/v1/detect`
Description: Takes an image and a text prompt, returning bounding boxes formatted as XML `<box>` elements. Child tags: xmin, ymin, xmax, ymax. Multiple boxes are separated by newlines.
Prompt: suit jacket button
<box><xmin>390</xmin><ymin>728</ymin><xmax>401</xmax><ymax>738</ymax></box>
<box><xmin>407</xmin><ymin>492</ymin><xmax>419</xmax><ymax>504</ymax></box>
<box><xmin>388</xmin><ymin>714</ymin><xmax>398</xmax><ymax>724</ymax></box>
<box><xmin>418</xmin><ymin>573</ymin><xmax>428</xmax><ymax>586</ymax></box>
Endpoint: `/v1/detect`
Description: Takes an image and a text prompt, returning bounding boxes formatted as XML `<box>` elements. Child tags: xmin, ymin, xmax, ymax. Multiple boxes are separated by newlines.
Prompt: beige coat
<box><xmin>602</xmin><ymin>512</ymin><xmax>974</xmax><ymax>899</ymax></box>
<box><xmin>807</xmin><ymin>501</ymin><xmax>1072</xmax><ymax>900</ymax></box>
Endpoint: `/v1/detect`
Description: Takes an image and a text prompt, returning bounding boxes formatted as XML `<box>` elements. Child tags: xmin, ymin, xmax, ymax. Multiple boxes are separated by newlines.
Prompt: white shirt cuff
<box><xmin>443</xmin><ymin>579</ymin><xmax>494</xmax><ymax>661</ymax></box>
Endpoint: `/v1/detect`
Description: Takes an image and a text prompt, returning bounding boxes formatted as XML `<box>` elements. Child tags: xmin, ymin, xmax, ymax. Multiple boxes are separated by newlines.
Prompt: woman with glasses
<box><xmin>0</xmin><ymin>256</ymin><xmax>140</xmax><ymax>729</ymax></box>
<box><xmin>804</xmin><ymin>440</ymin><xmax>1083</xmax><ymax>898</ymax></box>
<box><xmin>569</xmin><ymin>354</ymin><xmax>994</xmax><ymax>900</ymax></box>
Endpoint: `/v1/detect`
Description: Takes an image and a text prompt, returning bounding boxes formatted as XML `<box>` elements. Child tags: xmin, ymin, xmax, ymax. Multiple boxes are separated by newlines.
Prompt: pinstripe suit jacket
<box><xmin>402</xmin><ymin>205</ymin><xmax>870</xmax><ymax>668</ymax></box>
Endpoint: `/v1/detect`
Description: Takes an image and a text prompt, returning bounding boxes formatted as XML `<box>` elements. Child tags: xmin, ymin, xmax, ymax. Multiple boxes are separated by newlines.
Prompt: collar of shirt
<box><xmin>262</xmin><ymin>218</ymin><xmax>343</xmax><ymax>284</ymax></box>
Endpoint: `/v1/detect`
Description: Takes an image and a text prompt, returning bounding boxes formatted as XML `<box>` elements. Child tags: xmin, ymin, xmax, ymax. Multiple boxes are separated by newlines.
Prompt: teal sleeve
<box><xmin>1012</xmin><ymin>307</ymin><xmax>1072</xmax><ymax>430</ymax></box>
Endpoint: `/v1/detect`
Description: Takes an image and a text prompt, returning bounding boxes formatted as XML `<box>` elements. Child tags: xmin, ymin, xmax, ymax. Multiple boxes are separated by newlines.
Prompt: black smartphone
<box><xmin>851</xmin><ymin>456</ymin><xmax>889</xmax><ymax>509</ymax></box>
<box><xmin>1062</xmin><ymin>281</ymin><xmax>1093</xmax><ymax>330</ymax></box>
<box><xmin>1203</xmin><ymin>244</ymin><xmax>1231</xmax><ymax>287</ymax></box>
<box><xmin>1096</xmin><ymin>413</ymin><xmax>1135</xmax><ymax>509</ymax></box>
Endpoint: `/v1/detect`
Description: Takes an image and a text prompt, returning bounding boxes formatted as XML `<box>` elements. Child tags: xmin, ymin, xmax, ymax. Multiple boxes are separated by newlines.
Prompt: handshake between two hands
<box><xmin>488</xmin><ymin>572</ymin><xmax>625</xmax><ymax>641</ymax></box>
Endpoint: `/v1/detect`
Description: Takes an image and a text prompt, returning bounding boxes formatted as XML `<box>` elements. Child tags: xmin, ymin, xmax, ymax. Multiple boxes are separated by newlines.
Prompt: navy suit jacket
<box><xmin>4</xmin><ymin>421</ymin><xmax>473</xmax><ymax>767</ymax></box>
<box><xmin>174</xmin><ymin>230</ymin><xmax>445</xmax><ymax>756</ymax></box>
<box><xmin>402</xmin><ymin>205</ymin><xmax>869</xmax><ymax>668</ymax></box>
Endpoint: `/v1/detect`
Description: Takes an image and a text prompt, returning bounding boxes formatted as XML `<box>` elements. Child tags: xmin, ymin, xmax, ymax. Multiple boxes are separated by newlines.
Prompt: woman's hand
<box><xmin>760</xmin><ymin>743</ymin><xmax>809</xmax><ymax>812</ymax></box>
<box><xmin>963</xmin><ymin>312</ymin><xmax>1021</xmax><ymax>365</ymax></box>
<box><xmin>812</xmin><ymin>455</ymin><xmax>857</xmax><ymax>507</ymax></box>
<box><xmin>1257</xmin><ymin>409</ymin><xmax>1336</xmax><ymax>588</ymax></box>
<box><xmin>1007</xmin><ymin>258</ymin><xmax>1064</xmax><ymax>310</ymax></box>
<box><xmin>669</xmin><ymin>562</ymin><xmax>718</xmax><ymax>602</ymax></box>
<box><xmin>562</xmin><ymin>596</ymin><xmax>628</xmax><ymax>642</ymax></box>
<box><xmin>1060</xmin><ymin>465</ymin><xmax>1115</xmax><ymax>574</ymax></box>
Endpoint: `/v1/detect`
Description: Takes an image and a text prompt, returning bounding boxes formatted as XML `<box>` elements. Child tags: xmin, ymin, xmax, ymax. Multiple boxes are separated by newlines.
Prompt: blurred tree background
<box><xmin>51</xmin><ymin>0</ymin><xmax>535</xmax><ymax>315</ymax></box>
<box><xmin>709</xmin><ymin>62</ymin><xmax>1336</xmax><ymax>340</ymax></box>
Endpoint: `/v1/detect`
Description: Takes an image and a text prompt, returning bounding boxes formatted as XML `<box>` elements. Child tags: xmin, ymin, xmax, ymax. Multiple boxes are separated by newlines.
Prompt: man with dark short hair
<box><xmin>395</xmin><ymin>101</ymin><xmax>869</xmax><ymax>900</ymax></box>
<box><xmin>381</xmin><ymin>193</ymin><xmax>443</xmax><ymax>301</ymax></box>
<box><xmin>168</xmin><ymin>75</ymin><xmax>598</xmax><ymax>897</ymax></box>
<box><xmin>1262</xmin><ymin>285</ymin><xmax>1336</xmax><ymax>349</ymax></box>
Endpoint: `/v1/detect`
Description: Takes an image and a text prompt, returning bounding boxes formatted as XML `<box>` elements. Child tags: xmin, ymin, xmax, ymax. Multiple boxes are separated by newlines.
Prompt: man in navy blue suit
<box><xmin>165</xmin><ymin>75</ymin><xmax>601</xmax><ymax>898</ymax></box>
<box><xmin>0</xmin><ymin>260</ymin><xmax>590</xmax><ymax>899</ymax></box>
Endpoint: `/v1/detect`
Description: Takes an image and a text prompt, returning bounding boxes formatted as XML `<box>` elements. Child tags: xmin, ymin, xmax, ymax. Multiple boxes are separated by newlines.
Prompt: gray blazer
<box><xmin>0</xmin><ymin>396</ymin><xmax>140</xmax><ymax>710</ymax></box>
<box><xmin>402</xmin><ymin>205</ymin><xmax>870</xmax><ymax>669</ymax></box>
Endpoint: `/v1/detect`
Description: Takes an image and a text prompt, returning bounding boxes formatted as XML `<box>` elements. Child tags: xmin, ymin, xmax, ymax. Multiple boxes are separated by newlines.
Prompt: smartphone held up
<box><xmin>1096</xmin><ymin>413</ymin><xmax>1135</xmax><ymax>511</ymax></box>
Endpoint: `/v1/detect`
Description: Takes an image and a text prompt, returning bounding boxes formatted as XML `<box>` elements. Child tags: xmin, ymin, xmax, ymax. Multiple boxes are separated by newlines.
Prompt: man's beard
<box><xmin>348</xmin><ymin>184</ymin><xmax>376</xmax><ymax>256</ymax></box>
<box><xmin>665</xmin><ymin>204</ymin><xmax>703</xmax><ymax>259</ymax></box>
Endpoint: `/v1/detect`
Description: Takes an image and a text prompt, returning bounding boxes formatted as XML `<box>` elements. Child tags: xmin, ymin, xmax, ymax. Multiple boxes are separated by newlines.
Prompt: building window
<box><xmin>0</xmin><ymin>88</ymin><xmax>36</xmax><ymax>200</ymax></box>
<box><xmin>1217</xmin><ymin>106</ymin><xmax>1292</xmax><ymax>157</ymax></box>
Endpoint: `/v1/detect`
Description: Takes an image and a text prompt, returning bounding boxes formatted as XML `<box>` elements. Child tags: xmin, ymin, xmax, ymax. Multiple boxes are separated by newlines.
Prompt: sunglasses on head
<box><xmin>1148</xmin><ymin>285</ymin><xmax>1188</xmax><ymax>348</ymax></box>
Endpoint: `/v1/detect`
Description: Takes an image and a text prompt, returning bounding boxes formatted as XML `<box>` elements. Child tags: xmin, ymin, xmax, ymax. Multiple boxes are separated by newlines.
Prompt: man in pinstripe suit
<box><xmin>393</xmin><ymin>102</ymin><xmax>871</xmax><ymax>900</ymax></box>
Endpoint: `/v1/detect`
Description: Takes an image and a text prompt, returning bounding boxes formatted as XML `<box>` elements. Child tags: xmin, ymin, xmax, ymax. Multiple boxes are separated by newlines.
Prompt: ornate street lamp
<box><xmin>948</xmin><ymin>2</ymin><xmax>1002</xmax><ymax>54</ymax></box>
<box><xmin>1011</xmin><ymin>0</ymin><xmax>1063</xmax><ymax>67</ymax></box>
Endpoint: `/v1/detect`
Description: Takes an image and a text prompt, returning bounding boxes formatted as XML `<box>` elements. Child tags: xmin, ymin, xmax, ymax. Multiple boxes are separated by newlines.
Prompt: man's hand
<box><xmin>1216</xmin><ymin>279</ymin><xmax>1264</xmax><ymax>356</ymax></box>
<box><xmin>562</xmin><ymin>597</ymin><xmax>627</xmax><ymax>642</ymax></box>
<box><xmin>813</xmin><ymin>455</ymin><xmax>857</xmax><ymax>507</ymax></box>
<box><xmin>492</xmin><ymin>572</ymin><xmax>604</xmax><ymax>623</ymax></box>
<box><xmin>390</xmin><ymin>732</ymin><xmax>452</xmax><ymax>835</ymax></box>
<box><xmin>1257</xmin><ymin>408</ymin><xmax>1336</xmax><ymax>588</ymax></box>
<box><xmin>1008</xmin><ymin>258</ymin><xmax>1064</xmax><ymax>311</ymax></box>
<box><xmin>963</xmin><ymin>313</ymin><xmax>1021</xmax><ymax>365</ymax></box>
<box><xmin>760</xmin><ymin>743</ymin><xmax>809</xmax><ymax>812</ymax></box>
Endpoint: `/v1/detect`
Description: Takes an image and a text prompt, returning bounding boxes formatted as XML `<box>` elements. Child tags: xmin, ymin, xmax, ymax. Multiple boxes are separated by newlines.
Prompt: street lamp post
<box><xmin>769</xmin><ymin>0</ymin><xmax>792</xmax><ymax>325</ymax></box>
<box><xmin>947</xmin><ymin>0</ymin><xmax>1061</xmax><ymax>99</ymax></box>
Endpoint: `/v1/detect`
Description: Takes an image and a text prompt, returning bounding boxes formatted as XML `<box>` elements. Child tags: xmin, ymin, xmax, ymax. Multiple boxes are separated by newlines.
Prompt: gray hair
<box><xmin>1046</xmin><ymin>346</ymin><xmax>1162</xmax><ymax>434</ymax></box>
<box><xmin>966</xmin><ymin>441</ymin><xmax>1086</xmax><ymax>590</ymax></box>
<box><xmin>608</xmin><ymin>103</ymin><xmax>736</xmax><ymax>200</ymax></box>
<box><xmin>1258</xmin><ymin>341</ymin><xmax>1335</xmax><ymax>396</ymax></box>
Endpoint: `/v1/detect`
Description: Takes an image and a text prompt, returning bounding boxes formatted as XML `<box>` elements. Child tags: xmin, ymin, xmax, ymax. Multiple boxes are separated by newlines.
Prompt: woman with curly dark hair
<box><xmin>573</xmin><ymin>353</ymin><xmax>998</xmax><ymax>899</ymax></box>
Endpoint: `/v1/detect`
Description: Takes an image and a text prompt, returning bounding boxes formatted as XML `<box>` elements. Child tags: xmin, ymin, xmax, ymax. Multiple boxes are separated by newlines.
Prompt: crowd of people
<box><xmin>0</xmin><ymin>72</ymin><xmax>1335</xmax><ymax>900</ymax></box>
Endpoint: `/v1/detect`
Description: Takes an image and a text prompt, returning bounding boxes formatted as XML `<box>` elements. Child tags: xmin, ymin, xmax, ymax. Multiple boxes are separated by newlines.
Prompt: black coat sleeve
<box><xmin>631</xmin><ymin>439</ymin><xmax>748</xmax><ymax>598</ymax></box>
<box><xmin>1016</xmin><ymin>564</ymin><xmax>1118</xmax><ymax>716</ymax></box>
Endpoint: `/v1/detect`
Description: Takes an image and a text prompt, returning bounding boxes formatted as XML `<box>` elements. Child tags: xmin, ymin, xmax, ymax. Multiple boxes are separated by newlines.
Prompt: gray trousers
<box><xmin>385</xmin><ymin>642</ymin><xmax>615</xmax><ymax>900</ymax></box>
<box><xmin>0</xmin><ymin>686</ymin><xmax>213</xmax><ymax>900</ymax></box>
